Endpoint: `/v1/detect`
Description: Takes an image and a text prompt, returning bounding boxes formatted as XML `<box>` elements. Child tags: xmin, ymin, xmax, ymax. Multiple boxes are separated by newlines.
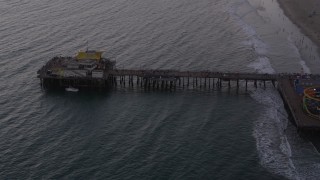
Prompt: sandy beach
<box><xmin>278</xmin><ymin>0</ymin><xmax>320</xmax><ymax>49</ymax></box>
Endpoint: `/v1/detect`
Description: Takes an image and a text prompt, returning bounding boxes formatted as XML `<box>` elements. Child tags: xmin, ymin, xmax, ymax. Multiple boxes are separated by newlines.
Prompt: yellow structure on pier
<box><xmin>76</xmin><ymin>50</ymin><xmax>103</xmax><ymax>61</ymax></box>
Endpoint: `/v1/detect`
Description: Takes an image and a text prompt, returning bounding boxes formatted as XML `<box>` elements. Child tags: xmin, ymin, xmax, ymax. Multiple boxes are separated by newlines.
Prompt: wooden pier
<box><xmin>38</xmin><ymin>64</ymin><xmax>320</xmax><ymax>132</ymax></box>
<box><xmin>106</xmin><ymin>69</ymin><xmax>277</xmax><ymax>90</ymax></box>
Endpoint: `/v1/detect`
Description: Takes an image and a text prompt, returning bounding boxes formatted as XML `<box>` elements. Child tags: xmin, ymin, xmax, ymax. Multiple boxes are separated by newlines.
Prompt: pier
<box><xmin>38</xmin><ymin>67</ymin><xmax>320</xmax><ymax>132</ymax></box>
<box><xmin>106</xmin><ymin>69</ymin><xmax>277</xmax><ymax>90</ymax></box>
<box><xmin>38</xmin><ymin>68</ymin><xmax>278</xmax><ymax>90</ymax></box>
<box><xmin>37</xmin><ymin>53</ymin><xmax>320</xmax><ymax>132</ymax></box>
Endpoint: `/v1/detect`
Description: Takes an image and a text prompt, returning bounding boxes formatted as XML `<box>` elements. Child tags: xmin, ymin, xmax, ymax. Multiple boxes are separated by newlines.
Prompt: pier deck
<box><xmin>106</xmin><ymin>69</ymin><xmax>278</xmax><ymax>89</ymax></box>
<box><xmin>109</xmin><ymin>69</ymin><xmax>277</xmax><ymax>80</ymax></box>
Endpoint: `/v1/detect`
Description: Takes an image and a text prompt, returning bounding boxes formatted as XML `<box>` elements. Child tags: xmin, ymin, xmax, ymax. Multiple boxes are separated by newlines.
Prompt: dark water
<box><xmin>1</xmin><ymin>90</ymin><xmax>277</xmax><ymax>179</ymax></box>
<box><xmin>1</xmin><ymin>0</ymin><xmax>320</xmax><ymax>179</ymax></box>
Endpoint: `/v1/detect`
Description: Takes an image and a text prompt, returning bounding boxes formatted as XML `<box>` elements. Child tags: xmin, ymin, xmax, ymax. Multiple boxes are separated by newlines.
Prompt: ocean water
<box><xmin>1</xmin><ymin>0</ymin><xmax>320</xmax><ymax>179</ymax></box>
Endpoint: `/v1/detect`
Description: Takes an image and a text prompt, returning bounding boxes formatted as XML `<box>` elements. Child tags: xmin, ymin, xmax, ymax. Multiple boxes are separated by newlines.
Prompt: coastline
<box><xmin>277</xmin><ymin>0</ymin><xmax>320</xmax><ymax>50</ymax></box>
<box><xmin>277</xmin><ymin>0</ymin><xmax>320</xmax><ymax>152</ymax></box>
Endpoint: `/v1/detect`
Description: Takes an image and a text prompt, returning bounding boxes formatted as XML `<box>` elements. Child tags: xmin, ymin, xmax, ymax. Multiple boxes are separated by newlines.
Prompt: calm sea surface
<box><xmin>1</xmin><ymin>0</ymin><xmax>320</xmax><ymax>179</ymax></box>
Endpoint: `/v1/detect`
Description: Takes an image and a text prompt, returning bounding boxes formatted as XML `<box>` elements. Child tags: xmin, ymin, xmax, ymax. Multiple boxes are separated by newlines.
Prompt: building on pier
<box><xmin>37</xmin><ymin>50</ymin><xmax>115</xmax><ymax>89</ymax></box>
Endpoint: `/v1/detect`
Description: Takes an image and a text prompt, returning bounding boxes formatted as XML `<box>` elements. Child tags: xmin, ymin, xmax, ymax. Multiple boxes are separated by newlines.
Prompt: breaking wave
<box><xmin>228</xmin><ymin>0</ymin><xmax>303</xmax><ymax>179</ymax></box>
<box><xmin>287</xmin><ymin>35</ymin><xmax>311</xmax><ymax>74</ymax></box>
<box><xmin>228</xmin><ymin>0</ymin><xmax>320</xmax><ymax>179</ymax></box>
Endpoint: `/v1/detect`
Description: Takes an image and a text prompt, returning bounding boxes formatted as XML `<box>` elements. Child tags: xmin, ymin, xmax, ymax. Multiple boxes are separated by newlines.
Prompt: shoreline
<box><xmin>277</xmin><ymin>0</ymin><xmax>320</xmax><ymax>152</ymax></box>
<box><xmin>277</xmin><ymin>0</ymin><xmax>320</xmax><ymax>50</ymax></box>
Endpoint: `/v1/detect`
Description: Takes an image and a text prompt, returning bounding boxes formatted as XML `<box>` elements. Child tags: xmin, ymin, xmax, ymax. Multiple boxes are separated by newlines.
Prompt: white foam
<box><xmin>251</xmin><ymin>88</ymin><xmax>301</xmax><ymax>180</ymax></box>
<box><xmin>228</xmin><ymin>0</ymin><xmax>268</xmax><ymax>56</ymax></box>
<box><xmin>287</xmin><ymin>35</ymin><xmax>311</xmax><ymax>74</ymax></box>
<box><xmin>228</xmin><ymin>1</ymin><xmax>301</xmax><ymax>179</ymax></box>
<box><xmin>248</xmin><ymin>57</ymin><xmax>275</xmax><ymax>74</ymax></box>
<box><xmin>299</xmin><ymin>61</ymin><xmax>311</xmax><ymax>74</ymax></box>
<box><xmin>228</xmin><ymin>1</ymin><xmax>320</xmax><ymax>179</ymax></box>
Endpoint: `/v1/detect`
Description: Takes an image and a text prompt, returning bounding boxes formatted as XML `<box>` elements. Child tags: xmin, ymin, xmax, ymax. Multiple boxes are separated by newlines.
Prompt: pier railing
<box><xmin>109</xmin><ymin>69</ymin><xmax>278</xmax><ymax>80</ymax></box>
